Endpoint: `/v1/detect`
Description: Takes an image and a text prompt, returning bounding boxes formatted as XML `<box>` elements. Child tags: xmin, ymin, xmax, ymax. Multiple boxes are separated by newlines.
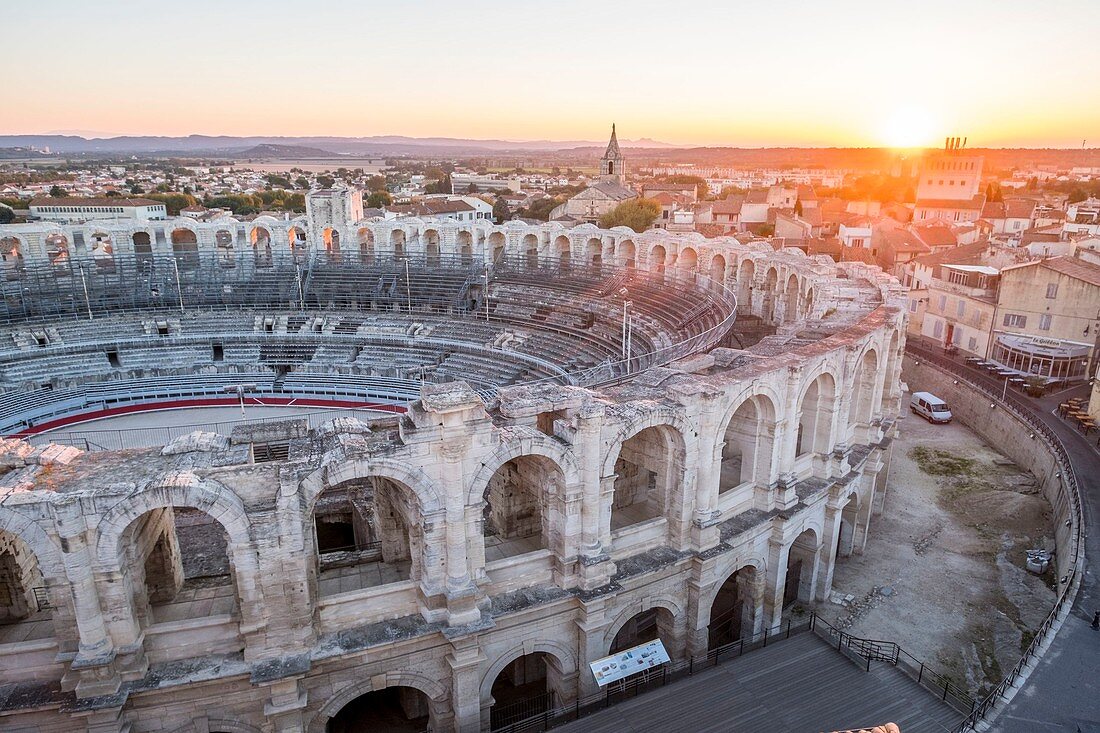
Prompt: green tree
<box><xmin>130</xmin><ymin>184</ymin><xmax>145</xmax><ymax>194</ymax></box>
<box><xmin>0</xmin><ymin>207</ymin><xmax>13</xmax><ymax>224</ymax></box>
<box><xmin>492</xmin><ymin>197</ymin><xmax>512</xmax><ymax>224</ymax></box>
<box><xmin>517</xmin><ymin>197</ymin><xmax>561</xmax><ymax>221</ymax></box>
<box><xmin>267</xmin><ymin>174</ymin><xmax>293</xmax><ymax>189</ymax></box>
<box><xmin>295</xmin><ymin>176</ymin><xmax>310</xmax><ymax>189</ymax></box>
<box><xmin>599</xmin><ymin>198</ymin><xmax>661</xmax><ymax>232</ymax></box>
<box><xmin>316</xmin><ymin>175</ymin><xmax>335</xmax><ymax>188</ymax></box>
<box><xmin>367</xmin><ymin>190</ymin><xmax>393</xmax><ymax>208</ymax></box>
<box><xmin>366</xmin><ymin>176</ymin><xmax>387</xmax><ymax>192</ymax></box>
<box><xmin>144</xmin><ymin>192</ymin><xmax>199</xmax><ymax>215</ymax></box>
<box><xmin>49</xmin><ymin>185</ymin><xmax>67</xmax><ymax>197</ymax></box>
<box><xmin>425</xmin><ymin>174</ymin><xmax>452</xmax><ymax>195</ymax></box>
<box><xmin>664</xmin><ymin>174</ymin><xmax>709</xmax><ymax>200</ymax></box>
<box><xmin>794</xmin><ymin>199</ymin><xmax>803</xmax><ymax>216</ymax></box>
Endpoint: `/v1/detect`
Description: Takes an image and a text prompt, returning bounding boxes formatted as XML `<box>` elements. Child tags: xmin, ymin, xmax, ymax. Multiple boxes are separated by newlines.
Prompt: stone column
<box><xmin>575</xmin><ymin>601</ymin><xmax>610</xmax><ymax>701</ymax></box>
<box><xmin>51</xmin><ymin>497</ymin><xmax>121</xmax><ymax>698</ymax></box>
<box><xmin>684</xmin><ymin>565</ymin><xmax>711</xmax><ymax>660</ymax></box>
<box><xmin>262</xmin><ymin>677</ymin><xmax>308</xmax><ymax>733</ymax></box>
<box><xmin>448</xmin><ymin>635</ymin><xmax>485</xmax><ymax>733</ymax></box>
<box><xmin>576</xmin><ymin>405</ymin><xmax>606</xmax><ymax>560</ymax></box>
<box><xmin>816</xmin><ymin>502</ymin><xmax>843</xmax><ymax>602</ymax></box>
<box><xmin>438</xmin><ymin>441</ymin><xmax>481</xmax><ymax>626</ymax></box>
<box><xmin>691</xmin><ymin>395</ymin><xmax>723</xmax><ymax>551</ymax></box>
<box><xmin>762</xmin><ymin>535</ymin><xmax>790</xmax><ymax>630</ymax></box>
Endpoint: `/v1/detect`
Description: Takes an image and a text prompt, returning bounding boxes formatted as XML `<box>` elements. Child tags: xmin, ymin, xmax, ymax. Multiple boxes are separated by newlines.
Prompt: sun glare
<box><xmin>880</xmin><ymin>106</ymin><xmax>936</xmax><ymax>149</ymax></box>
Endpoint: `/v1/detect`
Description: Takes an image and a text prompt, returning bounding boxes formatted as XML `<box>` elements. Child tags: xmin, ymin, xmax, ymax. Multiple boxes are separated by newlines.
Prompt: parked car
<box><xmin>910</xmin><ymin>392</ymin><xmax>953</xmax><ymax>423</ymax></box>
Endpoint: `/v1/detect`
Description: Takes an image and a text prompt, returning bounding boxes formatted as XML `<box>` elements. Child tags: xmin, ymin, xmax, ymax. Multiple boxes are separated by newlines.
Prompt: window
<box><xmin>933</xmin><ymin>320</ymin><xmax>943</xmax><ymax>338</ymax></box>
<box><xmin>1045</xmin><ymin>283</ymin><xmax>1058</xmax><ymax>299</ymax></box>
<box><xmin>909</xmin><ymin>299</ymin><xmax>918</xmax><ymax>313</ymax></box>
<box><xmin>1003</xmin><ymin>313</ymin><xmax>1027</xmax><ymax>328</ymax></box>
<box><xmin>938</xmin><ymin>295</ymin><xmax>947</xmax><ymax>311</ymax></box>
<box><xmin>968</xmin><ymin>337</ymin><xmax>978</xmax><ymax>351</ymax></box>
<box><xmin>957</xmin><ymin>300</ymin><xmax>965</xmax><ymax>317</ymax></box>
<box><xmin>1039</xmin><ymin>314</ymin><xmax>1052</xmax><ymax>331</ymax></box>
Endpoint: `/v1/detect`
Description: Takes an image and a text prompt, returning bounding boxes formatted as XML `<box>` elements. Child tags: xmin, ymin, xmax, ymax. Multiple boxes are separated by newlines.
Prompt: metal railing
<box><xmin>905</xmin><ymin>340</ymin><xmax>1085</xmax><ymax>732</ymax></box>
<box><xmin>490</xmin><ymin>612</ymin><xmax>972</xmax><ymax>733</ymax></box>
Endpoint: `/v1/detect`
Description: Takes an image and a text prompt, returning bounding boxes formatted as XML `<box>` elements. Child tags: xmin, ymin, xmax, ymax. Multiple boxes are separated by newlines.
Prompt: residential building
<box><xmin>991</xmin><ymin>256</ymin><xmax>1100</xmax><ymax>381</ymax></box>
<box><xmin>913</xmin><ymin>137</ymin><xmax>986</xmax><ymax>223</ymax></box>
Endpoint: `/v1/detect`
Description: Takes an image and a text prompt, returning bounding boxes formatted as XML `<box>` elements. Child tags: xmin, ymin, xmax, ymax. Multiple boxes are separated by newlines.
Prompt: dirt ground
<box><xmin>816</xmin><ymin>397</ymin><xmax>1056</xmax><ymax>697</ymax></box>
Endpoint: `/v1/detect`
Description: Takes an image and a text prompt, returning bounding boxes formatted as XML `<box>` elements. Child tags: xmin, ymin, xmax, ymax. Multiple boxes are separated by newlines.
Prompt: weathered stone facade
<box><xmin>0</xmin><ymin>214</ymin><xmax>906</xmax><ymax>732</ymax></box>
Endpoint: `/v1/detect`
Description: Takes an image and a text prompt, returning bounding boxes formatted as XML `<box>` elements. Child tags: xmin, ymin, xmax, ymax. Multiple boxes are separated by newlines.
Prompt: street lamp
<box><xmin>484</xmin><ymin>264</ymin><xmax>491</xmax><ymax>322</ymax></box>
<box><xmin>619</xmin><ymin>288</ymin><xmax>632</xmax><ymax>361</ymax></box>
<box><xmin>403</xmin><ymin>257</ymin><xmax>413</xmax><ymax>313</ymax></box>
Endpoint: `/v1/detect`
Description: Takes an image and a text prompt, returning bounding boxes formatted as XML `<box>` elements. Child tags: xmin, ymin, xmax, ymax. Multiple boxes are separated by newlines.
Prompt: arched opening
<box><xmin>327</xmin><ymin>686</ymin><xmax>433</xmax><ymax>733</ymax></box>
<box><xmin>488</xmin><ymin>652</ymin><xmax>565</xmax><ymax>730</ymax></box>
<box><xmin>649</xmin><ymin>244</ymin><xmax>666</xmax><ymax>274</ymax></box>
<box><xmin>709</xmin><ymin>254</ymin><xmax>726</xmax><ymax>286</ymax></box>
<box><xmin>424</xmin><ymin>229</ymin><xmax>440</xmax><ymax>266</ymax></box>
<box><xmin>132</xmin><ymin>231</ymin><xmax>153</xmax><ymax>270</ymax></box>
<box><xmin>323</xmin><ymin>228</ymin><xmax>341</xmax><ymax>260</ymax></box>
<box><xmin>719</xmin><ymin>396</ymin><xmax>775</xmax><ymax>495</ymax></box>
<box><xmin>609</xmin><ymin>607</ymin><xmax>676</xmax><ymax>655</ymax></box>
<box><xmin>0</xmin><ymin>530</ymin><xmax>52</xmax><ymax>644</ymax></box>
<box><xmin>458</xmin><ymin>231</ymin><xmax>473</xmax><ymax>265</ymax></box>
<box><xmin>391</xmin><ymin>229</ymin><xmax>406</xmax><ymax>259</ymax></box>
<box><xmin>170</xmin><ymin>229</ymin><xmax>199</xmax><ymax>270</ymax></box>
<box><xmin>45</xmin><ymin>233</ymin><xmax>70</xmax><ymax>268</ymax></box>
<box><xmin>90</xmin><ymin>232</ymin><xmax>115</xmax><ymax>271</ymax></box>
<box><xmin>848</xmin><ymin>350</ymin><xmax>879</xmax><ymax>432</ymax></box>
<box><xmin>522</xmin><ymin>233</ymin><xmax>539</xmax><ymax>268</ymax></box>
<box><xmin>553</xmin><ymin>235</ymin><xmax>571</xmax><ymax>270</ymax></box>
<box><xmin>215</xmin><ymin>230</ymin><xmax>234</xmax><ymax>268</ymax></box>
<box><xmin>289</xmin><ymin>227</ymin><xmax>308</xmax><ymax>263</ymax></box>
<box><xmin>796</xmin><ymin>373</ymin><xmax>836</xmax><ymax>458</ymax></box>
<box><xmin>585</xmin><ymin>237</ymin><xmax>602</xmax><ymax>267</ymax></box>
<box><xmin>803</xmin><ymin>286</ymin><xmax>815</xmax><ymax>319</ymax></box>
<box><xmin>2</xmin><ymin>235</ymin><xmax>26</xmax><ymax>278</ymax></box>
<box><xmin>610</xmin><ymin>425</ymin><xmax>682</xmax><ymax>531</ymax></box>
<box><xmin>483</xmin><ymin>456</ymin><xmax>558</xmax><ymax>561</ymax></box>
<box><xmin>358</xmin><ymin>227</ymin><xmax>375</xmax><ymax>265</ymax></box>
<box><xmin>251</xmin><ymin>227</ymin><xmax>272</xmax><ymax>268</ymax></box>
<box><xmin>737</xmin><ymin>259</ymin><xmax>755</xmax><ymax>314</ymax></box>
<box><xmin>762</xmin><ymin>268</ymin><xmax>779</xmax><ymax>322</ymax></box>
<box><xmin>783</xmin><ymin>528</ymin><xmax>820</xmax><ymax>608</ymax></box>
<box><xmin>619</xmin><ymin>239</ymin><xmax>636</xmax><ymax>268</ymax></box>
<box><xmin>119</xmin><ymin>507</ymin><xmax>240</xmax><ymax>632</ymax></box>
<box><xmin>313</xmin><ymin>477</ymin><xmax>419</xmax><ymax>596</ymax></box>
<box><xmin>783</xmin><ymin>274</ymin><xmax>799</xmax><ymax>322</ymax></box>
<box><xmin>708</xmin><ymin>565</ymin><xmax>760</xmax><ymax>649</ymax></box>
<box><xmin>678</xmin><ymin>247</ymin><xmax>697</xmax><ymax>271</ymax></box>
<box><xmin>489</xmin><ymin>231</ymin><xmax>506</xmax><ymax>263</ymax></box>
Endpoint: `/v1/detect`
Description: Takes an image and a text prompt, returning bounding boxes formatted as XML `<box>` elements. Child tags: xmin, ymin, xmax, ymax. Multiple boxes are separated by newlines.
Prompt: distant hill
<box><xmin>232</xmin><ymin>143</ymin><xmax>341</xmax><ymax>158</ymax></box>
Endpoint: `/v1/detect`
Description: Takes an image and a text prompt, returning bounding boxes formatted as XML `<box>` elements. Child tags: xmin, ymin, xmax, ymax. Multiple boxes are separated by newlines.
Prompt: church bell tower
<box><xmin>600</xmin><ymin>123</ymin><xmax>626</xmax><ymax>185</ymax></box>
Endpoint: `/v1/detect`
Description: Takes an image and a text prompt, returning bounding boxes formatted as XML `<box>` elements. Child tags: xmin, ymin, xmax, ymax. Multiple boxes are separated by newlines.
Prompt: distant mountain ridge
<box><xmin>0</xmin><ymin>134</ymin><xmax>678</xmax><ymax>156</ymax></box>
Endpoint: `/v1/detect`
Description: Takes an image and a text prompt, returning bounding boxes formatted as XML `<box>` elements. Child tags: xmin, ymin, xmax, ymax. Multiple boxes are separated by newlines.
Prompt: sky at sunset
<box><xmin>8</xmin><ymin>0</ymin><xmax>1100</xmax><ymax>148</ymax></box>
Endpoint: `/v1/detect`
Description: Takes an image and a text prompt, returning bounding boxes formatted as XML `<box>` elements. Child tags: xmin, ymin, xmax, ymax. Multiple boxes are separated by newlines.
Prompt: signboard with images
<box><xmin>588</xmin><ymin>639</ymin><xmax>671</xmax><ymax>687</ymax></box>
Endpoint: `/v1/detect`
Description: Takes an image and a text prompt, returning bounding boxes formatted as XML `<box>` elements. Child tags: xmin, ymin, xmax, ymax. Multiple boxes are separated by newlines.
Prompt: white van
<box><xmin>910</xmin><ymin>392</ymin><xmax>953</xmax><ymax>423</ymax></box>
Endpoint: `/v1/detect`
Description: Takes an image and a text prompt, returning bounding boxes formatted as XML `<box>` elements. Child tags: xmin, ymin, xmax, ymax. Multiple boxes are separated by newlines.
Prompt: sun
<box><xmin>880</xmin><ymin>106</ymin><xmax>937</xmax><ymax>149</ymax></box>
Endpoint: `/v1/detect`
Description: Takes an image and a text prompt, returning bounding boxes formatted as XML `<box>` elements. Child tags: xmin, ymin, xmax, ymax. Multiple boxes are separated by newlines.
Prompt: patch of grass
<box><xmin>909</xmin><ymin>446</ymin><xmax>977</xmax><ymax>477</ymax></box>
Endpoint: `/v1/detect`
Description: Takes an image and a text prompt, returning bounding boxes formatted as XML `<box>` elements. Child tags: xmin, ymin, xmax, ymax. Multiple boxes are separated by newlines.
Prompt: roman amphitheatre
<box><xmin>0</xmin><ymin>186</ymin><xmax>1007</xmax><ymax>733</ymax></box>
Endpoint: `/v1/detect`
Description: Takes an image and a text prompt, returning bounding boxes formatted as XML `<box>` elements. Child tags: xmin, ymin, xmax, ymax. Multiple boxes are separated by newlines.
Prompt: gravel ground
<box><xmin>817</xmin><ymin>398</ymin><xmax>1056</xmax><ymax>697</ymax></box>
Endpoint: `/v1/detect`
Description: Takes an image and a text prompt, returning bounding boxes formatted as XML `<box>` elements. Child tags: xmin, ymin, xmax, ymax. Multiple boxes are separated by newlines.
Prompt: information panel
<box><xmin>588</xmin><ymin>639</ymin><xmax>671</xmax><ymax>687</ymax></box>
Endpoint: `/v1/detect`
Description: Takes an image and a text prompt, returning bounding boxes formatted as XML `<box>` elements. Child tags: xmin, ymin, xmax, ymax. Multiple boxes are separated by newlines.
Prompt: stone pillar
<box><xmin>262</xmin><ymin>677</ymin><xmax>308</xmax><ymax>733</ymax></box>
<box><xmin>448</xmin><ymin>636</ymin><xmax>485</xmax><ymax>733</ymax></box>
<box><xmin>740</xmin><ymin>569</ymin><xmax>766</xmax><ymax>638</ymax></box>
<box><xmin>51</xmin><ymin>498</ymin><xmax>120</xmax><ymax>698</ymax></box>
<box><xmin>439</xmin><ymin>443</ymin><xmax>481</xmax><ymax>626</ymax></box>
<box><xmin>691</xmin><ymin>395</ymin><xmax>723</xmax><ymax>551</ymax></box>
<box><xmin>762</xmin><ymin>535</ymin><xmax>789</xmax><ymax>630</ymax></box>
<box><xmin>418</xmin><ymin>510</ymin><xmax>449</xmax><ymax>623</ymax></box>
<box><xmin>73</xmin><ymin>705</ymin><xmax>131</xmax><ymax>733</ymax></box>
<box><xmin>684</xmin><ymin>566</ymin><xmax>710</xmax><ymax>660</ymax></box>
<box><xmin>575</xmin><ymin>601</ymin><xmax>610</xmax><ymax>701</ymax></box>
<box><xmin>577</xmin><ymin>405</ymin><xmax>608</xmax><ymax>560</ymax></box>
<box><xmin>816</xmin><ymin>503</ymin><xmax>843</xmax><ymax>602</ymax></box>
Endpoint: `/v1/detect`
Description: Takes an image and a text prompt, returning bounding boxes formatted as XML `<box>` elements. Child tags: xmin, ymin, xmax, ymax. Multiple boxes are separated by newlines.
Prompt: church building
<box><xmin>550</xmin><ymin>125</ymin><xmax>638</xmax><ymax>223</ymax></box>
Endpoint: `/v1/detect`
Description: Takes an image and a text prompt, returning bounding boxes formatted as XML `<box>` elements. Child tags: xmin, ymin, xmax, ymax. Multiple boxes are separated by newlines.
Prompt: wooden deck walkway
<box><xmin>553</xmin><ymin>633</ymin><xmax>963</xmax><ymax>733</ymax></box>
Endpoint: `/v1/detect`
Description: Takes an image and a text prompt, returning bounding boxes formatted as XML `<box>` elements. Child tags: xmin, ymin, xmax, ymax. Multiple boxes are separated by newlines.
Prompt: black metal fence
<box><xmin>905</xmin><ymin>340</ymin><xmax>1085</xmax><ymax>732</ymax></box>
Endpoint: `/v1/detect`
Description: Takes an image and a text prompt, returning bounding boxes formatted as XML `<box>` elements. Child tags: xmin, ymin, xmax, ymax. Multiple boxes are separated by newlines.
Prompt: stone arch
<box><xmin>737</xmin><ymin>258</ymin><xmax>756</xmax><ymax>312</ymax></box>
<box><xmin>457</xmin><ymin>230</ymin><xmax>474</xmax><ymax>264</ymax></box>
<box><xmin>522</xmin><ymin>233</ymin><xmax>539</xmax><ymax>268</ymax></box>
<box><xmin>424</xmin><ymin>228</ymin><xmax>441</xmax><ymax>266</ymax></box>
<box><xmin>585</xmin><ymin>237</ymin><xmax>602</xmax><ymax>267</ymax></box>
<box><xmin>880</xmin><ymin>328</ymin><xmax>901</xmax><ymax>413</ymax></box>
<box><xmin>709</xmin><ymin>253</ymin><xmax>726</xmax><ymax>285</ymax></box>
<box><xmin>717</xmin><ymin>392</ymin><xmax>780</xmax><ymax>493</ymax></box>
<box><xmin>603</xmin><ymin>596</ymin><xmax>684</xmax><ymax>654</ymax></box>
<box><xmin>761</xmin><ymin>267</ymin><xmax>779</xmax><ymax>322</ymax></box>
<box><xmin>288</xmin><ymin>226</ymin><xmax>308</xmax><ymax>260</ymax></box>
<box><xmin>604</xmin><ymin>415</ymin><xmax>690</xmax><ymax>533</ymax></box>
<box><xmin>678</xmin><ymin>246</ymin><xmax>698</xmax><ymax>271</ymax></box>
<box><xmin>322</xmin><ymin>227</ymin><xmax>341</xmax><ymax>258</ymax></box>
<box><xmin>466</xmin><ymin>438</ymin><xmax>579</xmax><ymax>506</ymax></box>
<box><xmin>309</xmin><ymin>670</ymin><xmax>449</xmax><ymax>733</ymax></box>
<box><xmin>796</xmin><ymin>368</ymin><xmax>839</xmax><ymax>457</ymax></box>
<box><xmin>783</xmin><ymin>274</ymin><xmax>800</xmax><ymax>321</ymax></box>
<box><xmin>783</xmin><ymin>527</ymin><xmax>822</xmax><ymax>607</ymax></box>
<box><xmin>848</xmin><ymin>346</ymin><xmax>880</xmax><ymax>429</ymax></box>
<box><xmin>391</xmin><ymin>228</ymin><xmax>406</xmax><ymax>258</ymax></box>
<box><xmin>488</xmin><ymin>231</ymin><xmax>506</xmax><ymax>263</ymax></box>
<box><xmin>45</xmin><ymin>232</ymin><xmax>71</xmax><ymax>266</ymax></box>
<box><xmin>701</xmin><ymin>555</ymin><xmax>767</xmax><ymax>617</ymax></box>
<box><xmin>479</xmin><ymin>639</ymin><xmax>578</xmax><ymax>703</ymax></box>
<box><xmin>302</xmin><ymin>458</ymin><xmax>444</xmax><ymax>520</ymax></box>
<box><xmin>705</xmin><ymin>560</ymin><xmax>765</xmax><ymax>648</ymax></box>
<box><xmin>600</xmin><ymin>410</ymin><xmax>694</xmax><ymax>479</ymax></box>
<box><xmin>553</xmin><ymin>235</ymin><xmax>571</xmax><ymax>268</ymax></box>
<box><xmin>0</xmin><ymin>506</ymin><xmax>65</xmax><ymax>580</ymax></box>
<box><xmin>215</xmin><ymin>229</ymin><xmax>234</xmax><ymax>267</ymax></box>
<box><xmin>649</xmin><ymin>243</ymin><xmax>666</xmax><ymax>273</ymax></box>
<box><xmin>94</xmin><ymin>473</ymin><xmax>252</xmax><ymax>569</ymax></box>
<box><xmin>619</xmin><ymin>238</ymin><xmax>636</xmax><ymax>268</ymax></box>
<box><xmin>357</xmin><ymin>227</ymin><xmax>375</xmax><ymax>264</ymax></box>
